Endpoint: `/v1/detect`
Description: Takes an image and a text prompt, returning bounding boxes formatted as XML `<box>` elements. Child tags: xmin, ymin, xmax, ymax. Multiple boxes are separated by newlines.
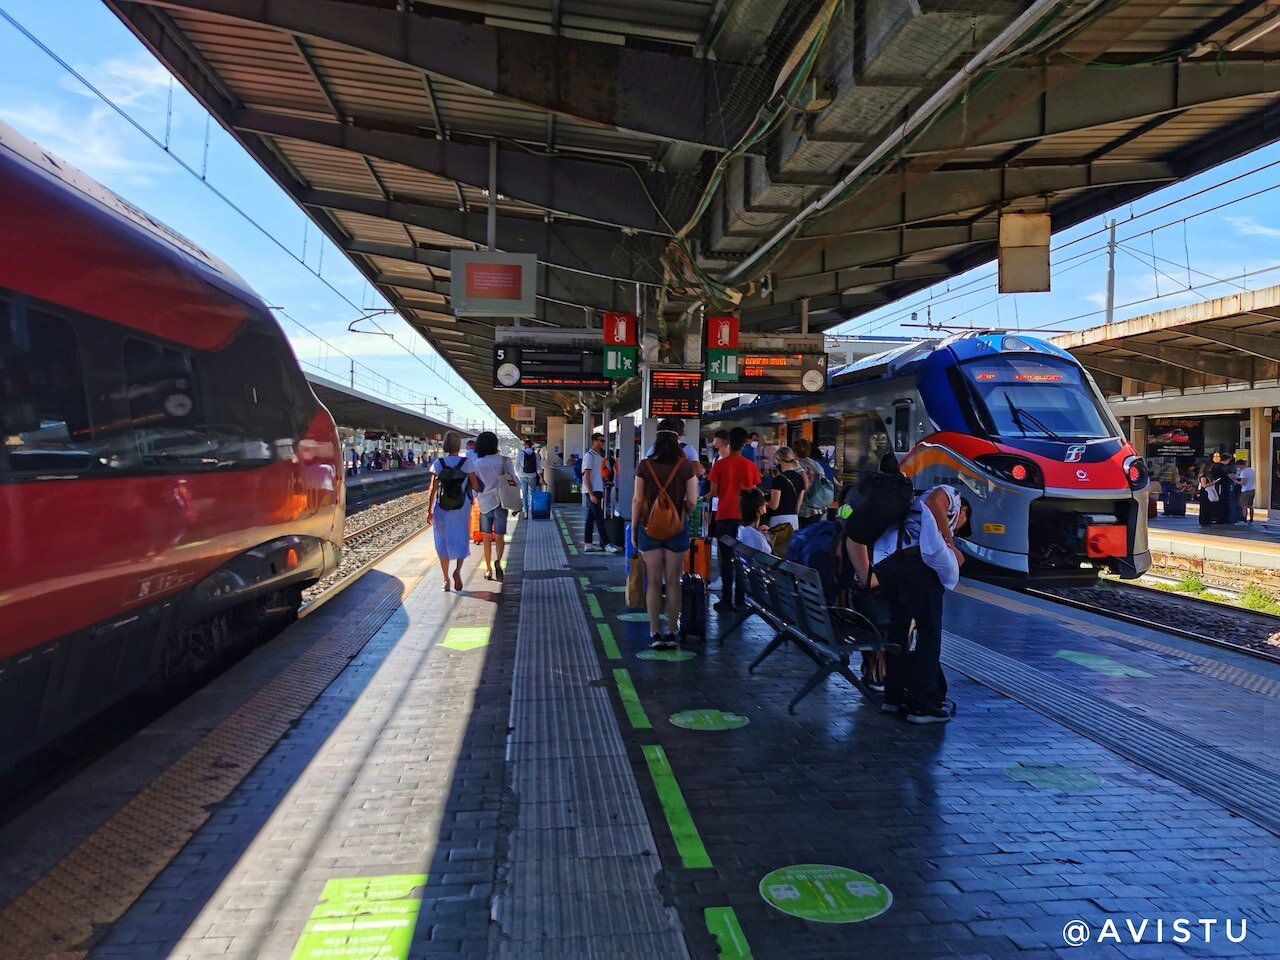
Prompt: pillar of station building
<box><xmin>1250</xmin><ymin>406</ymin><xmax>1271</xmax><ymax>516</ymax></box>
<box><xmin>545</xmin><ymin>415</ymin><xmax>565</xmax><ymax>473</ymax></box>
<box><xmin>615</xmin><ymin>413</ymin><xmax>636</xmax><ymax>517</ymax></box>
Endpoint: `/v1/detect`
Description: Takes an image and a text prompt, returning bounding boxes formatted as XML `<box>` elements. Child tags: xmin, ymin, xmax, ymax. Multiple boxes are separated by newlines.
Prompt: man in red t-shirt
<box><xmin>707</xmin><ymin>426</ymin><xmax>762</xmax><ymax>611</ymax></box>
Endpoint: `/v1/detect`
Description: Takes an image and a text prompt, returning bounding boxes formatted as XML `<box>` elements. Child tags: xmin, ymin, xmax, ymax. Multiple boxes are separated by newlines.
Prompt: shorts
<box><xmin>480</xmin><ymin>507</ymin><xmax>508</xmax><ymax>536</ymax></box>
<box><xmin>1242</xmin><ymin>491</ymin><xmax>1255</xmax><ymax>507</ymax></box>
<box><xmin>636</xmin><ymin>522</ymin><xmax>690</xmax><ymax>554</ymax></box>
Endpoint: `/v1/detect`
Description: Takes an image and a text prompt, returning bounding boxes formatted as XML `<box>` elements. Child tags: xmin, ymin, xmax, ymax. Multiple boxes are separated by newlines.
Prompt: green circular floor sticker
<box><xmin>617</xmin><ymin>612</ymin><xmax>652</xmax><ymax>622</ymax></box>
<box><xmin>760</xmin><ymin>865</ymin><xmax>892</xmax><ymax>924</ymax></box>
<box><xmin>670</xmin><ymin>709</ymin><xmax>749</xmax><ymax>731</ymax></box>
<box><xmin>636</xmin><ymin>649</ymin><xmax>697</xmax><ymax>662</ymax></box>
<box><xmin>1004</xmin><ymin>762</ymin><xmax>1104</xmax><ymax>792</ymax></box>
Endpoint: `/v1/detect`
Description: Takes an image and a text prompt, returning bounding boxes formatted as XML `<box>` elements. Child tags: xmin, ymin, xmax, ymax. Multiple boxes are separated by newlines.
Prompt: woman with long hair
<box><xmin>426</xmin><ymin>431</ymin><xmax>480</xmax><ymax>591</ymax></box>
<box><xmin>471</xmin><ymin>431</ymin><xmax>516</xmax><ymax>581</ymax></box>
<box><xmin>631</xmin><ymin>429</ymin><xmax>699</xmax><ymax>649</ymax></box>
<box><xmin>768</xmin><ymin>445</ymin><xmax>808</xmax><ymax>532</ymax></box>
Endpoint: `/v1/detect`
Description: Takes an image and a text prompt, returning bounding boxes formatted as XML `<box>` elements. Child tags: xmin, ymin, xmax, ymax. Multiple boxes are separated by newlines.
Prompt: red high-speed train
<box><xmin>0</xmin><ymin>121</ymin><xmax>344</xmax><ymax>775</ymax></box>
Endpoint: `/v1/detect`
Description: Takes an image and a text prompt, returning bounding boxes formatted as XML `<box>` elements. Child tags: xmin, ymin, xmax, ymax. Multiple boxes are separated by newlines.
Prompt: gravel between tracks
<box><xmin>1043</xmin><ymin>581</ymin><xmax>1280</xmax><ymax>656</ymax></box>
<box><xmin>303</xmin><ymin>492</ymin><xmax>430</xmax><ymax>603</ymax></box>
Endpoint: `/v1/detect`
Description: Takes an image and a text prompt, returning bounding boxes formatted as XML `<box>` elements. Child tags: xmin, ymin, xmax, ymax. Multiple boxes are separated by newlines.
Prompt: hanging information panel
<box><xmin>645</xmin><ymin>368</ymin><xmax>703</xmax><ymax>418</ymax></box>
<box><xmin>710</xmin><ymin>353</ymin><xmax>828</xmax><ymax>395</ymax></box>
<box><xmin>493</xmin><ymin>344</ymin><xmax>610</xmax><ymax>390</ymax></box>
<box><xmin>451</xmin><ymin>251</ymin><xmax>538</xmax><ymax>317</ymax></box>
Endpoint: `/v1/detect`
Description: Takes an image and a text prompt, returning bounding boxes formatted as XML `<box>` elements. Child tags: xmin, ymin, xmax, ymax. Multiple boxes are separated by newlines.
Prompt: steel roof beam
<box><xmin>905</xmin><ymin>61</ymin><xmax>1278</xmax><ymax>159</ymax></box>
<box><xmin>1186</xmin><ymin>325</ymin><xmax>1280</xmax><ymax>363</ymax></box>
<box><xmin>229</xmin><ymin>110</ymin><xmax>670</xmax><ymax>231</ymax></box>
<box><xmin>1074</xmin><ymin>352</ymin><xmax>1198</xmax><ymax>388</ymax></box>
<box><xmin>1116</xmin><ymin>340</ymin><xmax>1256</xmax><ymax>381</ymax></box>
<box><xmin>122</xmin><ymin>0</ymin><xmax>762</xmax><ymax>148</ymax></box>
<box><xmin>304</xmin><ymin>190</ymin><xmax>663</xmax><ymax>284</ymax></box>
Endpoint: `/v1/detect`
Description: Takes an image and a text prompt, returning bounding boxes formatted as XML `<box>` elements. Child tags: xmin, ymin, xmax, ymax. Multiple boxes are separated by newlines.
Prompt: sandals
<box><xmin>453</xmin><ymin>571</ymin><xmax>464</xmax><ymax>591</ymax></box>
<box><xmin>484</xmin><ymin>570</ymin><xmax>494</xmax><ymax>581</ymax></box>
<box><xmin>494</xmin><ymin>562</ymin><xmax>504</xmax><ymax>582</ymax></box>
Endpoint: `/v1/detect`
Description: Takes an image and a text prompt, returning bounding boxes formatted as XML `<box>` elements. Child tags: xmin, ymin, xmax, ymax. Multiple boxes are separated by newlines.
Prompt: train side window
<box><xmin>121</xmin><ymin>338</ymin><xmax>214</xmax><ymax>468</ymax></box>
<box><xmin>893</xmin><ymin>401</ymin><xmax>912</xmax><ymax>451</ymax></box>
<box><xmin>203</xmin><ymin>330</ymin><xmax>297</xmax><ymax>463</ymax></box>
<box><xmin>0</xmin><ymin>303</ymin><xmax>97</xmax><ymax>475</ymax></box>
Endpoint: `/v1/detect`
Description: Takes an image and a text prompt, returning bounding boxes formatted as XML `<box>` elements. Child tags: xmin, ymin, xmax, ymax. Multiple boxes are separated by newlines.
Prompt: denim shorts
<box><xmin>636</xmin><ymin>521</ymin><xmax>690</xmax><ymax>553</ymax></box>
<box><xmin>480</xmin><ymin>507</ymin><xmax>508</xmax><ymax>536</ymax></box>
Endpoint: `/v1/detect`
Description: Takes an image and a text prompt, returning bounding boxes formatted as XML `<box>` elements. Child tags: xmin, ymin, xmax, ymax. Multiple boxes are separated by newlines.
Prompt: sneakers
<box><xmin>583</xmin><ymin>543</ymin><xmax>602</xmax><ymax>553</ymax></box>
<box><xmin>880</xmin><ymin>701</ymin><xmax>904</xmax><ymax>714</ymax></box>
<box><xmin>648</xmin><ymin>634</ymin><xmax>677</xmax><ymax>650</ymax></box>
<box><xmin>603</xmin><ymin>544</ymin><xmax>621</xmax><ymax>554</ymax></box>
<box><xmin>712</xmin><ymin>599</ymin><xmax>737</xmax><ymax>614</ymax></box>
<box><xmin>906</xmin><ymin>702</ymin><xmax>955</xmax><ymax>725</ymax></box>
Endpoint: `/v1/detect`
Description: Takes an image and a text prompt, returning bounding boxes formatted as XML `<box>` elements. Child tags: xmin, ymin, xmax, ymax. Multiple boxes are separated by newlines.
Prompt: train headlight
<box><xmin>1124</xmin><ymin>455</ymin><xmax>1148</xmax><ymax>490</ymax></box>
<box><xmin>975</xmin><ymin>454</ymin><xmax>1043</xmax><ymax>488</ymax></box>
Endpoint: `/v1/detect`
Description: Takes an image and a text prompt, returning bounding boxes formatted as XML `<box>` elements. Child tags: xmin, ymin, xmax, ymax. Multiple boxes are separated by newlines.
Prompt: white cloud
<box><xmin>59</xmin><ymin>54</ymin><xmax>173</xmax><ymax>110</ymax></box>
<box><xmin>0</xmin><ymin>99</ymin><xmax>172</xmax><ymax>185</ymax></box>
<box><xmin>1225</xmin><ymin>216</ymin><xmax>1280</xmax><ymax>239</ymax></box>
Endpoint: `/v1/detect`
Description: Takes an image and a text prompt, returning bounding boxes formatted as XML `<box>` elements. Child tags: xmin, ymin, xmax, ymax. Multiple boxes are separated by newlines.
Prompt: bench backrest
<box><xmin>780</xmin><ymin>560</ymin><xmax>836</xmax><ymax>645</ymax></box>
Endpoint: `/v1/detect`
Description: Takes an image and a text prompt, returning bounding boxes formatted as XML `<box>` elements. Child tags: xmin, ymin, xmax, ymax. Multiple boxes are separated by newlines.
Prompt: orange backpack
<box><xmin>643</xmin><ymin>461</ymin><xmax>685</xmax><ymax>540</ymax></box>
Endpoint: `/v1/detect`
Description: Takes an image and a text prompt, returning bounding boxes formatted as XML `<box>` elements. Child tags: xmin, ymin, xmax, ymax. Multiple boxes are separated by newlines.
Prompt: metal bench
<box><xmin>724</xmin><ymin>538</ymin><xmax>897</xmax><ymax>712</ymax></box>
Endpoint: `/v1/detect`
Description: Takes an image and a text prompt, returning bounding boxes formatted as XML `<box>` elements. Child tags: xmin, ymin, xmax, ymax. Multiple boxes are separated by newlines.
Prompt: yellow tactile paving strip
<box><xmin>0</xmin><ymin>561</ymin><xmax>427</xmax><ymax>959</ymax></box>
<box><xmin>1156</xmin><ymin>528</ymin><xmax>1280</xmax><ymax>555</ymax></box>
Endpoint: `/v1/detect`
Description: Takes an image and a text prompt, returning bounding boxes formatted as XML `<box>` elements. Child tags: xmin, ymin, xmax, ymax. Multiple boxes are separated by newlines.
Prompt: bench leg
<box><xmin>747</xmin><ymin>630</ymin><xmax>787</xmax><ymax>673</ymax></box>
<box><xmin>788</xmin><ymin>662</ymin><xmax>839</xmax><ymax>713</ymax></box>
<box><xmin>716</xmin><ymin>609</ymin><xmax>753</xmax><ymax>644</ymax></box>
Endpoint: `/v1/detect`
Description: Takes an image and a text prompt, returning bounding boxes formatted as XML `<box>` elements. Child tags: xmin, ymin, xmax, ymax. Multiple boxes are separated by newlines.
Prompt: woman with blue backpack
<box><xmin>427</xmin><ymin>431</ymin><xmax>479</xmax><ymax>592</ymax></box>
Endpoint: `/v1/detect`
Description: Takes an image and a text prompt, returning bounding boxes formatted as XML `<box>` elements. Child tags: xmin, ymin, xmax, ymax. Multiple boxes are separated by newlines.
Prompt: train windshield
<box><xmin>958</xmin><ymin>354</ymin><xmax>1114</xmax><ymax>441</ymax></box>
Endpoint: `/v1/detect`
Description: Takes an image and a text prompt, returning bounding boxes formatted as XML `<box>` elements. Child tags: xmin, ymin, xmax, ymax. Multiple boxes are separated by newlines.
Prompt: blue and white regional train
<box><xmin>707</xmin><ymin>332</ymin><xmax>1151</xmax><ymax>583</ymax></box>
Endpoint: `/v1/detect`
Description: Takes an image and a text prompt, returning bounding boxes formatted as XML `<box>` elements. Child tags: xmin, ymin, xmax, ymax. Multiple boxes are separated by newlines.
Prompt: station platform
<box><xmin>1147</xmin><ymin>514</ymin><xmax>1280</xmax><ymax>572</ymax></box>
<box><xmin>345</xmin><ymin>465</ymin><xmax>432</xmax><ymax>489</ymax></box>
<box><xmin>2</xmin><ymin>509</ymin><xmax>1277</xmax><ymax>959</ymax></box>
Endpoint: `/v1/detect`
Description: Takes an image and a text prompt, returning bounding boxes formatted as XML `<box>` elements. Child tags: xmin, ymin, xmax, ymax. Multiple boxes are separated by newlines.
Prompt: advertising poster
<box><xmin>1146</xmin><ymin>418</ymin><xmax>1203</xmax><ymax>458</ymax></box>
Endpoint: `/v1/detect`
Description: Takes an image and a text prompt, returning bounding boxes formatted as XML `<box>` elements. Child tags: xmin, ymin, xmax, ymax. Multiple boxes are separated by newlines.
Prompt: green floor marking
<box><xmin>671</xmin><ymin>709</ymin><xmax>749</xmax><ymax>731</ymax></box>
<box><xmin>637</xmin><ymin>649</ymin><xmax>697</xmax><ymax>662</ymax></box>
<box><xmin>613</xmin><ymin>669</ymin><xmax>652</xmax><ymax>729</ymax></box>
<box><xmin>290</xmin><ymin>874</ymin><xmax>427</xmax><ymax>960</ymax></box>
<box><xmin>603</xmin><ymin>585</ymin><xmax>626</xmax><ymax>592</ymax></box>
<box><xmin>617</xmin><ymin>611</ymin><xmax>652</xmax><ymax>622</ymax></box>
<box><xmin>566</xmin><ymin>543</ymin><xmax>579</xmax><ymax>556</ymax></box>
<box><xmin>705</xmin><ymin>907</ymin><xmax>754</xmax><ymax>960</ymax></box>
<box><xmin>642</xmin><ymin>745</ymin><xmax>712</xmax><ymax>869</ymax></box>
<box><xmin>596</xmin><ymin>622</ymin><xmax>621</xmax><ymax>660</ymax></box>
<box><xmin>578</xmin><ymin>576</ymin><xmax>592</xmax><ymax>589</ymax></box>
<box><xmin>586</xmin><ymin>594</ymin><xmax>604</xmax><ymax>619</ymax></box>
<box><xmin>1054</xmin><ymin>649</ymin><xmax>1153</xmax><ymax>678</ymax></box>
<box><xmin>441</xmin><ymin>627</ymin><xmax>490</xmax><ymax>652</ymax></box>
<box><xmin>759</xmin><ymin>864</ymin><xmax>892</xmax><ymax>924</ymax></box>
<box><xmin>1004</xmin><ymin>762</ymin><xmax>1104</xmax><ymax>792</ymax></box>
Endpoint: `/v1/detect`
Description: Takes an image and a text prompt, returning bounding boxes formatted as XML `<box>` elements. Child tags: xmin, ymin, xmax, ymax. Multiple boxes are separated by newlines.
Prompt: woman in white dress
<box><xmin>427</xmin><ymin>431</ymin><xmax>479</xmax><ymax>591</ymax></box>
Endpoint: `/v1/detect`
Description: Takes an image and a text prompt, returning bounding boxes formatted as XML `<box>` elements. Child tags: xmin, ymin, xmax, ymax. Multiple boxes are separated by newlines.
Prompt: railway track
<box><xmin>302</xmin><ymin>495</ymin><xmax>432</xmax><ymax>611</ymax></box>
<box><xmin>1030</xmin><ymin>579</ymin><xmax>1280</xmax><ymax>665</ymax></box>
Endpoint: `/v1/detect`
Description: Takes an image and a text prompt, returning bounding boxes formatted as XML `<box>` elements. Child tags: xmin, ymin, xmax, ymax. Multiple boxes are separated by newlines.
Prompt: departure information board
<box><xmin>645</xmin><ymin>368</ymin><xmax>703</xmax><ymax>418</ymax></box>
<box><xmin>493</xmin><ymin>344</ymin><xmax>610</xmax><ymax>390</ymax></box>
<box><xmin>710</xmin><ymin>352</ymin><xmax>827</xmax><ymax>394</ymax></box>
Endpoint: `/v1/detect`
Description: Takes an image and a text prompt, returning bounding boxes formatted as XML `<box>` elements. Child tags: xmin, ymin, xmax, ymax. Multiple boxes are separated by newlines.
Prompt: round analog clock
<box><xmin>801</xmin><ymin>368</ymin><xmax>825</xmax><ymax>392</ymax></box>
<box><xmin>497</xmin><ymin>362</ymin><xmax>521</xmax><ymax>387</ymax></box>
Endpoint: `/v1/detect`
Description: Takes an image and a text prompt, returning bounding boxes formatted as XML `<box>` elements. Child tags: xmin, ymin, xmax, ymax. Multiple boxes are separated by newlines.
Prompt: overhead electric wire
<box><xmin>0</xmin><ymin>3</ymin><xmax>487</xmax><ymax>412</ymax></box>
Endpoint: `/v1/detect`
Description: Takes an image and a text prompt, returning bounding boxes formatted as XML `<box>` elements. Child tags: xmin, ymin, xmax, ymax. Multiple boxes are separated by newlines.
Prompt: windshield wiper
<box><xmin>1003</xmin><ymin>391</ymin><xmax>1062</xmax><ymax>441</ymax></box>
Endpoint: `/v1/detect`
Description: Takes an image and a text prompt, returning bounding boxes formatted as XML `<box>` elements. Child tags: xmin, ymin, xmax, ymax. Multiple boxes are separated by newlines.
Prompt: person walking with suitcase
<box><xmin>583</xmin><ymin>433</ymin><xmax>620</xmax><ymax>553</ymax></box>
<box><xmin>631</xmin><ymin>429</ymin><xmax>699</xmax><ymax>649</ymax></box>
<box><xmin>517</xmin><ymin>438</ymin><xmax>541</xmax><ymax>518</ymax></box>
<box><xmin>472</xmin><ymin>431</ymin><xmax>518</xmax><ymax>582</ymax></box>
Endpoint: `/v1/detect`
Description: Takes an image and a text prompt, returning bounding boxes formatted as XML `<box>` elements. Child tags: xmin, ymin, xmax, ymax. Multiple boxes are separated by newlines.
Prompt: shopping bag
<box><xmin>626</xmin><ymin>556</ymin><xmax>646</xmax><ymax>609</ymax></box>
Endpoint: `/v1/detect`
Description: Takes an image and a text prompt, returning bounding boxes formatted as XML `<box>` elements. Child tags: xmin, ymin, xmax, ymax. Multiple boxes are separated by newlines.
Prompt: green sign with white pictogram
<box><xmin>670</xmin><ymin>709</ymin><xmax>749</xmax><ymax>731</ymax></box>
<box><xmin>707</xmin><ymin>349</ymin><xmax>739</xmax><ymax>381</ymax></box>
<box><xmin>604</xmin><ymin>346</ymin><xmax>637</xmax><ymax>378</ymax></box>
<box><xmin>1005</xmin><ymin>763</ymin><xmax>1104</xmax><ymax>792</ymax></box>
<box><xmin>759</xmin><ymin>865</ymin><xmax>892</xmax><ymax>924</ymax></box>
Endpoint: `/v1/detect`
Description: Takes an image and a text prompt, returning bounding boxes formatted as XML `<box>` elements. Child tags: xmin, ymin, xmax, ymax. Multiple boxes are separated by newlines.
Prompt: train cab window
<box><xmin>202</xmin><ymin>330</ymin><xmax>300</xmax><ymax>463</ymax></box>
<box><xmin>122</xmin><ymin>337</ymin><xmax>214</xmax><ymax>468</ymax></box>
<box><xmin>0</xmin><ymin>303</ymin><xmax>96</xmax><ymax>475</ymax></box>
<box><xmin>959</xmin><ymin>354</ymin><xmax>1112</xmax><ymax>441</ymax></box>
<box><xmin>893</xmin><ymin>401</ymin><xmax>912</xmax><ymax>452</ymax></box>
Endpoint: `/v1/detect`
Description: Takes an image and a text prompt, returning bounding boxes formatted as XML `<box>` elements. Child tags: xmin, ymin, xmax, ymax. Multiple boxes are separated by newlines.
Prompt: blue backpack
<box><xmin>785</xmin><ymin>519</ymin><xmax>842</xmax><ymax>602</ymax></box>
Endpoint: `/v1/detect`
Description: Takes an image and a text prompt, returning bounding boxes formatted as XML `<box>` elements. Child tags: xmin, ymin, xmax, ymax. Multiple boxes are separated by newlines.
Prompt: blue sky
<box><xmin>2</xmin><ymin>0</ymin><xmax>1278</xmax><ymax>415</ymax></box>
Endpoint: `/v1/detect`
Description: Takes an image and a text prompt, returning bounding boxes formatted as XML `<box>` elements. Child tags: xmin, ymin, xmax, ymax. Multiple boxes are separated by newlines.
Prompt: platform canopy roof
<box><xmin>1052</xmin><ymin>283</ymin><xmax>1280</xmax><ymax>403</ymax></box>
<box><xmin>306</xmin><ymin>371</ymin><xmax>469</xmax><ymax>439</ymax></box>
<box><xmin>107</xmin><ymin>0</ymin><xmax>1280</xmax><ymax>432</ymax></box>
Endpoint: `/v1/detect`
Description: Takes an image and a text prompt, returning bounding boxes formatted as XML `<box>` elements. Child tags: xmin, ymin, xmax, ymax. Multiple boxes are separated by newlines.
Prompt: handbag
<box><xmin>626</xmin><ymin>555</ymin><xmax>646</xmax><ymax>609</ymax></box>
<box><xmin>498</xmin><ymin>459</ymin><xmax>522</xmax><ymax>512</ymax></box>
<box><xmin>767</xmin><ymin>522</ymin><xmax>795</xmax><ymax>558</ymax></box>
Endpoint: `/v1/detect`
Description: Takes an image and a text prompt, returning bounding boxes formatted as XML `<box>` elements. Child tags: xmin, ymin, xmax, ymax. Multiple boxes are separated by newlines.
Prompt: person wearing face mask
<box><xmin>742</xmin><ymin>432</ymin><xmax>760</xmax><ymax>464</ymax></box>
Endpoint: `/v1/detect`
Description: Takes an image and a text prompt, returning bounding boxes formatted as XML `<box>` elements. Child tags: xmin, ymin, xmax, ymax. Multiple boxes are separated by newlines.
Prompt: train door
<box><xmin>892</xmin><ymin>400</ymin><xmax>914</xmax><ymax>455</ymax></box>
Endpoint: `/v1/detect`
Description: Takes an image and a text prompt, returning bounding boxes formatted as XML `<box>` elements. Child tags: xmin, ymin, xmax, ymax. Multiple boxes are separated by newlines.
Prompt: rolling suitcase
<box><xmin>678</xmin><ymin>573</ymin><xmax>708</xmax><ymax>644</ymax></box>
<box><xmin>470</xmin><ymin>498</ymin><xmax>484</xmax><ymax>543</ymax></box>
<box><xmin>684</xmin><ymin>537</ymin><xmax>712</xmax><ymax>580</ymax></box>
<box><xmin>1163</xmin><ymin>491</ymin><xmax>1187</xmax><ymax>517</ymax></box>
<box><xmin>604</xmin><ymin>515</ymin><xmax>626</xmax><ymax>550</ymax></box>
<box><xmin>531</xmin><ymin>489</ymin><xmax>551</xmax><ymax>519</ymax></box>
<box><xmin>1147</xmin><ymin>495</ymin><xmax>1158</xmax><ymax>520</ymax></box>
